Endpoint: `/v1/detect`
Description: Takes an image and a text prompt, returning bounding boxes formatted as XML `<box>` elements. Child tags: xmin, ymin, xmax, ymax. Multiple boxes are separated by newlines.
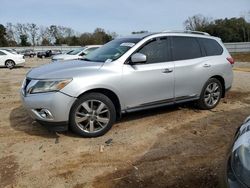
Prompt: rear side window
<box><xmin>198</xmin><ymin>38</ymin><xmax>223</xmax><ymax>56</ymax></box>
<box><xmin>172</xmin><ymin>36</ymin><xmax>202</xmax><ymax>61</ymax></box>
<box><xmin>138</xmin><ymin>37</ymin><xmax>170</xmax><ymax>64</ymax></box>
<box><xmin>0</xmin><ymin>51</ymin><xmax>6</xmax><ymax>55</ymax></box>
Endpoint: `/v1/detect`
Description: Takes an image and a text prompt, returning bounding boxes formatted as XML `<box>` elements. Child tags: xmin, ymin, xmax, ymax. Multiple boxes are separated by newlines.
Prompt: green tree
<box><xmin>92</xmin><ymin>28</ymin><xmax>112</xmax><ymax>44</ymax></box>
<box><xmin>184</xmin><ymin>15</ymin><xmax>250</xmax><ymax>42</ymax></box>
<box><xmin>20</xmin><ymin>34</ymin><xmax>30</xmax><ymax>46</ymax></box>
<box><xmin>0</xmin><ymin>24</ymin><xmax>8</xmax><ymax>47</ymax></box>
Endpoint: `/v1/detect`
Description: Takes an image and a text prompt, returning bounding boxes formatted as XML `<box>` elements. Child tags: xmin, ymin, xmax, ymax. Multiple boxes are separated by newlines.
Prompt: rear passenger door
<box><xmin>171</xmin><ymin>36</ymin><xmax>209</xmax><ymax>101</ymax></box>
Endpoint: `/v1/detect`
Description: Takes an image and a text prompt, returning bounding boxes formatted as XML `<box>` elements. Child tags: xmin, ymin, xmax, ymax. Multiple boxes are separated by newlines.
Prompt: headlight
<box><xmin>28</xmin><ymin>79</ymin><xmax>72</xmax><ymax>94</ymax></box>
<box><xmin>231</xmin><ymin>125</ymin><xmax>250</xmax><ymax>187</ymax></box>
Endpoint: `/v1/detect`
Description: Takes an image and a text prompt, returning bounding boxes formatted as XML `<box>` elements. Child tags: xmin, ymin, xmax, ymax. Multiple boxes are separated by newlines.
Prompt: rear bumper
<box><xmin>16</xmin><ymin>59</ymin><xmax>25</xmax><ymax>65</ymax></box>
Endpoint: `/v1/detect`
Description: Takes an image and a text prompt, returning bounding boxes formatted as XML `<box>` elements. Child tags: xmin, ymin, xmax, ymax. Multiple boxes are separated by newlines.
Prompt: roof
<box><xmin>121</xmin><ymin>30</ymin><xmax>211</xmax><ymax>40</ymax></box>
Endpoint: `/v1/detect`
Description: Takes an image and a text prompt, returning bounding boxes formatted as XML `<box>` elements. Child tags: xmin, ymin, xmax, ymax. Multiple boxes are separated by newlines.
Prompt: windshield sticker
<box><xmin>120</xmin><ymin>43</ymin><xmax>135</xmax><ymax>47</ymax></box>
<box><xmin>105</xmin><ymin>59</ymin><xmax>112</xmax><ymax>63</ymax></box>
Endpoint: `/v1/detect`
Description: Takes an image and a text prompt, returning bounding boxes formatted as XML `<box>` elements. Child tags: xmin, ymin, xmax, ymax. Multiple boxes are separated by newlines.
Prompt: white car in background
<box><xmin>0</xmin><ymin>49</ymin><xmax>25</xmax><ymax>69</ymax></box>
<box><xmin>52</xmin><ymin>45</ymin><xmax>101</xmax><ymax>62</ymax></box>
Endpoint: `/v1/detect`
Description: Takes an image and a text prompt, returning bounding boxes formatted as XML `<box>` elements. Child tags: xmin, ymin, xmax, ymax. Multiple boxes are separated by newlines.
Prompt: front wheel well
<box><xmin>78</xmin><ymin>88</ymin><xmax>121</xmax><ymax>119</ymax></box>
<box><xmin>210</xmin><ymin>75</ymin><xmax>225</xmax><ymax>98</ymax></box>
<box><xmin>5</xmin><ymin>59</ymin><xmax>15</xmax><ymax>64</ymax></box>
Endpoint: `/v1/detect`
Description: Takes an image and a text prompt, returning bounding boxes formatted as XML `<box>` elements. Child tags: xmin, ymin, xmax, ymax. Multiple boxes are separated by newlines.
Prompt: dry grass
<box><xmin>233</xmin><ymin>67</ymin><xmax>250</xmax><ymax>72</ymax></box>
<box><xmin>231</xmin><ymin>52</ymin><xmax>250</xmax><ymax>62</ymax></box>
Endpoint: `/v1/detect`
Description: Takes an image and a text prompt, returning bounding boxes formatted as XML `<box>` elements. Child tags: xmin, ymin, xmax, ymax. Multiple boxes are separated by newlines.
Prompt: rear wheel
<box><xmin>5</xmin><ymin>60</ymin><xmax>15</xmax><ymax>69</ymax></box>
<box><xmin>197</xmin><ymin>78</ymin><xmax>222</xmax><ymax>110</ymax></box>
<box><xmin>69</xmin><ymin>93</ymin><xmax>116</xmax><ymax>137</ymax></box>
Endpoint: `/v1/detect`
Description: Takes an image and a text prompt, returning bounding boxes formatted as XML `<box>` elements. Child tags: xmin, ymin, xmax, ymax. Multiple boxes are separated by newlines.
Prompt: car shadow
<box><xmin>93</xmin><ymin>106</ymin><xmax>250</xmax><ymax>188</ymax></box>
<box><xmin>117</xmin><ymin>101</ymin><xmax>197</xmax><ymax>123</ymax></box>
<box><xmin>0</xmin><ymin>66</ymin><xmax>32</xmax><ymax>69</ymax></box>
<box><xmin>9</xmin><ymin>106</ymin><xmax>60</xmax><ymax>138</ymax></box>
<box><xmin>9</xmin><ymin>102</ymin><xmax>197</xmax><ymax>138</ymax></box>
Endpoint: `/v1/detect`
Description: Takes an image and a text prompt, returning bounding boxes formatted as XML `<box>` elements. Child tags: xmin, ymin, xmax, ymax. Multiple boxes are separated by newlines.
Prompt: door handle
<box><xmin>203</xmin><ymin>64</ymin><xmax>211</xmax><ymax>68</ymax></box>
<box><xmin>162</xmin><ymin>68</ymin><xmax>173</xmax><ymax>73</ymax></box>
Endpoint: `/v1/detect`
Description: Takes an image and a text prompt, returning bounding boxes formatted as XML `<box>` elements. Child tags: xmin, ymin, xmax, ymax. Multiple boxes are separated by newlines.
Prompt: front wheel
<box><xmin>197</xmin><ymin>78</ymin><xmax>222</xmax><ymax>110</ymax></box>
<box><xmin>69</xmin><ymin>93</ymin><xmax>116</xmax><ymax>137</ymax></box>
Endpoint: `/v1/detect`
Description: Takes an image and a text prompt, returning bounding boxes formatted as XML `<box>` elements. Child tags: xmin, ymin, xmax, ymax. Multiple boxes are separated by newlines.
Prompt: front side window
<box><xmin>137</xmin><ymin>37</ymin><xmax>170</xmax><ymax>64</ymax></box>
<box><xmin>83</xmin><ymin>38</ymin><xmax>140</xmax><ymax>62</ymax></box>
<box><xmin>172</xmin><ymin>36</ymin><xmax>202</xmax><ymax>61</ymax></box>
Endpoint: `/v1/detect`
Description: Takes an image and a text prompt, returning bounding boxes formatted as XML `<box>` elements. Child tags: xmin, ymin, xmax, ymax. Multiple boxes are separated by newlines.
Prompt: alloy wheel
<box><xmin>74</xmin><ymin>100</ymin><xmax>110</xmax><ymax>133</ymax></box>
<box><xmin>6</xmin><ymin>61</ymin><xmax>14</xmax><ymax>69</ymax></box>
<box><xmin>204</xmin><ymin>82</ymin><xmax>221</xmax><ymax>107</ymax></box>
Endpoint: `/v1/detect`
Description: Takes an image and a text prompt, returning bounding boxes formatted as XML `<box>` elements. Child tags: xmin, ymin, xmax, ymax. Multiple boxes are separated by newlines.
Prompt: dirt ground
<box><xmin>0</xmin><ymin>58</ymin><xmax>250</xmax><ymax>188</ymax></box>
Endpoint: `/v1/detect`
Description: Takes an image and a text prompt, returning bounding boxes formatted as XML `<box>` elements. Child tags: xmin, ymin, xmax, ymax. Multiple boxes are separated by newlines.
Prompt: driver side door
<box><xmin>121</xmin><ymin>37</ymin><xmax>175</xmax><ymax>111</ymax></box>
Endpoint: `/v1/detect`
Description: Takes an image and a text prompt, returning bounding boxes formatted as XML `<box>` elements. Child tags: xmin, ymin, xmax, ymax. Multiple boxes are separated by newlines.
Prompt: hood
<box><xmin>27</xmin><ymin>60</ymin><xmax>103</xmax><ymax>79</ymax></box>
<box><xmin>52</xmin><ymin>54</ymin><xmax>79</xmax><ymax>60</ymax></box>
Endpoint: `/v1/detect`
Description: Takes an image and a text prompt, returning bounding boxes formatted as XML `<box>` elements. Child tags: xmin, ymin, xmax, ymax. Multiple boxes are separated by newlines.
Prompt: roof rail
<box><xmin>162</xmin><ymin>30</ymin><xmax>210</xmax><ymax>36</ymax></box>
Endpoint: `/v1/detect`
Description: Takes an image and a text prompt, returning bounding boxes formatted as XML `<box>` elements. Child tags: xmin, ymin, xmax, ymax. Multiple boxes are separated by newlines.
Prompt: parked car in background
<box><xmin>3</xmin><ymin>49</ymin><xmax>19</xmax><ymax>54</ymax></box>
<box><xmin>0</xmin><ymin>49</ymin><xmax>25</xmax><ymax>69</ymax></box>
<box><xmin>21</xmin><ymin>31</ymin><xmax>233</xmax><ymax>137</ymax></box>
<box><xmin>37</xmin><ymin>50</ymin><xmax>62</xmax><ymax>58</ymax></box>
<box><xmin>21</xmin><ymin>49</ymin><xmax>36</xmax><ymax>57</ymax></box>
<box><xmin>52</xmin><ymin>45</ymin><xmax>101</xmax><ymax>61</ymax></box>
<box><xmin>224</xmin><ymin>116</ymin><xmax>250</xmax><ymax>188</ymax></box>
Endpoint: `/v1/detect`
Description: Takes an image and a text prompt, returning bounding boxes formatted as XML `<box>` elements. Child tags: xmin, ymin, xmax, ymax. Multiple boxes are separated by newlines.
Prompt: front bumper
<box><xmin>20</xmin><ymin>91</ymin><xmax>76</xmax><ymax>123</ymax></box>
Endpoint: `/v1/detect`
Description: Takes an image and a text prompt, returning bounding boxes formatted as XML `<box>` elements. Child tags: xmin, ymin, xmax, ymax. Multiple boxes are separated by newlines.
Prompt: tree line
<box><xmin>1</xmin><ymin>14</ymin><xmax>250</xmax><ymax>47</ymax></box>
<box><xmin>184</xmin><ymin>14</ymin><xmax>250</xmax><ymax>42</ymax></box>
<box><xmin>0</xmin><ymin>23</ymin><xmax>117</xmax><ymax>47</ymax></box>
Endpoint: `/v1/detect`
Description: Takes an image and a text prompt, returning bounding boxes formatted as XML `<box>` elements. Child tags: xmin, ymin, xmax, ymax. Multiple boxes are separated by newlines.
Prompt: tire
<box><xmin>69</xmin><ymin>93</ymin><xmax>116</xmax><ymax>137</ymax></box>
<box><xmin>197</xmin><ymin>78</ymin><xmax>222</xmax><ymax>110</ymax></box>
<box><xmin>5</xmin><ymin>60</ymin><xmax>15</xmax><ymax>69</ymax></box>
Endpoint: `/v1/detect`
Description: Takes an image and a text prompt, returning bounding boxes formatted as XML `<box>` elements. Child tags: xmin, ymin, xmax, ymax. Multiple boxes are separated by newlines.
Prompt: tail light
<box><xmin>227</xmin><ymin>57</ymin><xmax>235</xmax><ymax>66</ymax></box>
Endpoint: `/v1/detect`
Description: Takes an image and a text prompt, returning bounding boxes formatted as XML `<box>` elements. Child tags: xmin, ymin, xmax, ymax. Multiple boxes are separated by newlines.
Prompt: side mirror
<box><xmin>131</xmin><ymin>53</ymin><xmax>147</xmax><ymax>64</ymax></box>
<box><xmin>79</xmin><ymin>52</ymin><xmax>86</xmax><ymax>56</ymax></box>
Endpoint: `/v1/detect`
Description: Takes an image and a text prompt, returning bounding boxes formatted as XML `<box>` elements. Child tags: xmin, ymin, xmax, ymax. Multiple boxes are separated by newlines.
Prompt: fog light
<box><xmin>37</xmin><ymin>109</ymin><xmax>53</xmax><ymax>120</ymax></box>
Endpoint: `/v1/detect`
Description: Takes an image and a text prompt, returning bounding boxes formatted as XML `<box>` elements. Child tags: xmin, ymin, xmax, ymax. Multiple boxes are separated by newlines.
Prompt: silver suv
<box><xmin>21</xmin><ymin>31</ymin><xmax>234</xmax><ymax>137</ymax></box>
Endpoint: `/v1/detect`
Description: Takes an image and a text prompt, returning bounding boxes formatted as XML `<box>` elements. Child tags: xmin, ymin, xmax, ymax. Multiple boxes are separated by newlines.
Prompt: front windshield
<box><xmin>67</xmin><ymin>48</ymin><xmax>85</xmax><ymax>55</ymax></box>
<box><xmin>83</xmin><ymin>38</ymin><xmax>141</xmax><ymax>62</ymax></box>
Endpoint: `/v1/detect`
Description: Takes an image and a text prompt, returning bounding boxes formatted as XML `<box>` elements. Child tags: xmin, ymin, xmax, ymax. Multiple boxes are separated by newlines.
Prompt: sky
<box><xmin>0</xmin><ymin>0</ymin><xmax>249</xmax><ymax>36</ymax></box>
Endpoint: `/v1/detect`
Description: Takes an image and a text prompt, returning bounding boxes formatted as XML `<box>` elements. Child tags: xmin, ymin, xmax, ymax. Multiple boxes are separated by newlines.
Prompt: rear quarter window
<box><xmin>198</xmin><ymin>38</ymin><xmax>223</xmax><ymax>56</ymax></box>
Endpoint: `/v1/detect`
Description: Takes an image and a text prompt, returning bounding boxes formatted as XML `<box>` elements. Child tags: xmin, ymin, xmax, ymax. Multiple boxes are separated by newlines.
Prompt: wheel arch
<box><xmin>210</xmin><ymin>75</ymin><xmax>226</xmax><ymax>98</ymax></box>
<box><xmin>77</xmin><ymin>88</ymin><xmax>122</xmax><ymax>119</ymax></box>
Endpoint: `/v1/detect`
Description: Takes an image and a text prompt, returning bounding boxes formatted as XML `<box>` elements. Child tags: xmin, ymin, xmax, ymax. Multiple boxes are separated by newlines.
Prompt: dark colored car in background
<box><xmin>21</xmin><ymin>49</ymin><xmax>36</xmax><ymax>57</ymax></box>
<box><xmin>37</xmin><ymin>50</ymin><xmax>62</xmax><ymax>58</ymax></box>
<box><xmin>224</xmin><ymin>116</ymin><xmax>250</xmax><ymax>188</ymax></box>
